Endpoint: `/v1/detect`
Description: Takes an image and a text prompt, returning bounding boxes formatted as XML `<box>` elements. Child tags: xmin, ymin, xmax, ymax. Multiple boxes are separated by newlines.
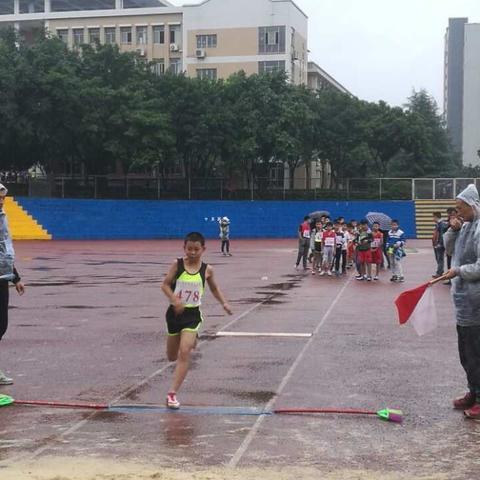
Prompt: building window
<box><xmin>197</xmin><ymin>68</ymin><xmax>217</xmax><ymax>80</ymax></box>
<box><xmin>88</xmin><ymin>28</ymin><xmax>100</xmax><ymax>44</ymax></box>
<box><xmin>259</xmin><ymin>26</ymin><xmax>286</xmax><ymax>53</ymax></box>
<box><xmin>56</xmin><ymin>29</ymin><xmax>68</xmax><ymax>44</ymax></box>
<box><xmin>153</xmin><ymin>25</ymin><xmax>165</xmax><ymax>44</ymax></box>
<box><xmin>169</xmin><ymin>58</ymin><xmax>182</xmax><ymax>75</ymax></box>
<box><xmin>72</xmin><ymin>28</ymin><xmax>84</xmax><ymax>46</ymax></box>
<box><xmin>136</xmin><ymin>26</ymin><xmax>148</xmax><ymax>45</ymax></box>
<box><xmin>152</xmin><ymin>59</ymin><xmax>165</xmax><ymax>76</ymax></box>
<box><xmin>120</xmin><ymin>27</ymin><xmax>132</xmax><ymax>45</ymax></box>
<box><xmin>104</xmin><ymin>27</ymin><xmax>116</xmax><ymax>44</ymax></box>
<box><xmin>259</xmin><ymin>60</ymin><xmax>286</xmax><ymax>74</ymax></box>
<box><xmin>169</xmin><ymin>25</ymin><xmax>181</xmax><ymax>46</ymax></box>
<box><xmin>196</xmin><ymin>34</ymin><xmax>217</xmax><ymax>49</ymax></box>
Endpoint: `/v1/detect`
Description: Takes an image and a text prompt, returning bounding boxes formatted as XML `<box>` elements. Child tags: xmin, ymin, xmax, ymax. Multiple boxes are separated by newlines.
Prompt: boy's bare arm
<box><xmin>161</xmin><ymin>261</ymin><xmax>184</xmax><ymax>313</ymax></box>
<box><xmin>206</xmin><ymin>266</ymin><xmax>232</xmax><ymax>315</ymax></box>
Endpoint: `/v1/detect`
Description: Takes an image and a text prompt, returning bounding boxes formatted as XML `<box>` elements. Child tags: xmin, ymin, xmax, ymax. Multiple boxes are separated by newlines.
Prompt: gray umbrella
<box><xmin>366</xmin><ymin>212</ymin><xmax>392</xmax><ymax>231</ymax></box>
<box><xmin>308</xmin><ymin>210</ymin><xmax>331</xmax><ymax>220</ymax></box>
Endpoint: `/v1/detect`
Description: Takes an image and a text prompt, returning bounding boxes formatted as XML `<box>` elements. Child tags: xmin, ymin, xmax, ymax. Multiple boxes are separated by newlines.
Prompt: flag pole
<box><xmin>429</xmin><ymin>273</ymin><xmax>449</xmax><ymax>286</ymax></box>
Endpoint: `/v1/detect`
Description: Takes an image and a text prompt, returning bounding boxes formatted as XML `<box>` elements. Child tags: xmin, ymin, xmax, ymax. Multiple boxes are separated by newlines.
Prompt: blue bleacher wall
<box><xmin>16</xmin><ymin>198</ymin><xmax>416</xmax><ymax>240</ymax></box>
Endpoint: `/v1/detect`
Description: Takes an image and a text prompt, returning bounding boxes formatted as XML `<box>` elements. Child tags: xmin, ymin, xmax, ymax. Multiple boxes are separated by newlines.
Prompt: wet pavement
<box><xmin>0</xmin><ymin>239</ymin><xmax>479</xmax><ymax>478</ymax></box>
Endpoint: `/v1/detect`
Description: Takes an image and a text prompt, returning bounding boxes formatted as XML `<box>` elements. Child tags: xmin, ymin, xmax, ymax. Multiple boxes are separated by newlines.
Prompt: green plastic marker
<box><xmin>0</xmin><ymin>394</ymin><xmax>14</xmax><ymax>407</ymax></box>
<box><xmin>376</xmin><ymin>408</ymin><xmax>403</xmax><ymax>423</ymax></box>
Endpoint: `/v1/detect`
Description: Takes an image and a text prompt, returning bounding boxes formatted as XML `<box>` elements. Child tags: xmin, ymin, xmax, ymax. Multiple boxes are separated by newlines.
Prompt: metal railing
<box><xmin>3</xmin><ymin>176</ymin><xmax>479</xmax><ymax>201</ymax></box>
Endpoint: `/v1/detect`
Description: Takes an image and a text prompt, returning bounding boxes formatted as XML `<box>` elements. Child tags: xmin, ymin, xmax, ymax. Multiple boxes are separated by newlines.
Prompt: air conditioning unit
<box><xmin>169</xmin><ymin>43</ymin><xmax>179</xmax><ymax>52</ymax></box>
<box><xmin>196</xmin><ymin>48</ymin><xmax>206</xmax><ymax>58</ymax></box>
<box><xmin>136</xmin><ymin>48</ymin><xmax>146</xmax><ymax>57</ymax></box>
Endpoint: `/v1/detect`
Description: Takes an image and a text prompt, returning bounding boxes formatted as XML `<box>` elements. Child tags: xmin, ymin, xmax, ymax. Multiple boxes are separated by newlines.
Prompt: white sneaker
<box><xmin>166</xmin><ymin>392</ymin><xmax>180</xmax><ymax>409</ymax></box>
<box><xmin>327</xmin><ymin>270</ymin><xmax>332</xmax><ymax>276</ymax></box>
<box><xmin>373</xmin><ymin>276</ymin><xmax>379</xmax><ymax>281</ymax></box>
<box><xmin>0</xmin><ymin>370</ymin><xmax>13</xmax><ymax>385</ymax></box>
<box><xmin>319</xmin><ymin>271</ymin><xmax>325</xmax><ymax>276</ymax></box>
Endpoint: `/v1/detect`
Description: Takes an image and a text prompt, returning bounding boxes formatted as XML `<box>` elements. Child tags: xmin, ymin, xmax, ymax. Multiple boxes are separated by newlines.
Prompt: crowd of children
<box><xmin>295</xmin><ymin>214</ymin><xmax>406</xmax><ymax>282</ymax></box>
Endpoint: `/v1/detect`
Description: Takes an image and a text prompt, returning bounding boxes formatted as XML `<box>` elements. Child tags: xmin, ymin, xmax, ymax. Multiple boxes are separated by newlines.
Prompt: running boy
<box><xmin>161</xmin><ymin>232</ymin><xmax>232</xmax><ymax>409</ymax></box>
<box><xmin>370</xmin><ymin>222</ymin><xmax>384</xmax><ymax>281</ymax></box>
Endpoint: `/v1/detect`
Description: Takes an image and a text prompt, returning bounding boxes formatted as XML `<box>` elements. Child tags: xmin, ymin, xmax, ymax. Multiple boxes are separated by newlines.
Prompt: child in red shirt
<box><xmin>370</xmin><ymin>221</ymin><xmax>384</xmax><ymax>281</ymax></box>
<box><xmin>320</xmin><ymin>222</ymin><xmax>336</xmax><ymax>276</ymax></box>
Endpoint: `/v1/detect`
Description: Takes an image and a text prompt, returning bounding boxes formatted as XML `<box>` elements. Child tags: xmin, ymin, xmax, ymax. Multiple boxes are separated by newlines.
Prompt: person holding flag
<box><xmin>443</xmin><ymin>184</ymin><xmax>480</xmax><ymax>419</ymax></box>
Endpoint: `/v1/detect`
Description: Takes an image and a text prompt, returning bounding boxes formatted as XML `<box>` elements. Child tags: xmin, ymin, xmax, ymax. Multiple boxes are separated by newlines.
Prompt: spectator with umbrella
<box><xmin>366</xmin><ymin>212</ymin><xmax>392</xmax><ymax>269</ymax></box>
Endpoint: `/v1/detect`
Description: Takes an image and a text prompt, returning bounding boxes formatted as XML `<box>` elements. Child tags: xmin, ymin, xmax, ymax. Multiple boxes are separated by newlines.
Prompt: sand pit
<box><xmin>0</xmin><ymin>458</ymin><xmax>449</xmax><ymax>480</ymax></box>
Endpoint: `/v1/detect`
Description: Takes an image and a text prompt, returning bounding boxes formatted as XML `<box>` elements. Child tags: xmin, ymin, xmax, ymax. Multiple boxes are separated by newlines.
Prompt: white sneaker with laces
<box><xmin>0</xmin><ymin>370</ymin><xmax>13</xmax><ymax>385</ymax></box>
<box><xmin>166</xmin><ymin>392</ymin><xmax>180</xmax><ymax>409</ymax></box>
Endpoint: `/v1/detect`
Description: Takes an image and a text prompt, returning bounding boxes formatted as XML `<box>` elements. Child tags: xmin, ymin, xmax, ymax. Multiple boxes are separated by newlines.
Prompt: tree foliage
<box><xmin>0</xmin><ymin>29</ymin><xmax>460</xmax><ymax>184</ymax></box>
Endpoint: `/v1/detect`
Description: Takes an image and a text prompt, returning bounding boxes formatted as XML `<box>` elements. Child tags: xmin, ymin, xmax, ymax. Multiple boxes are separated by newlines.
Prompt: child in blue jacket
<box><xmin>386</xmin><ymin>220</ymin><xmax>406</xmax><ymax>282</ymax></box>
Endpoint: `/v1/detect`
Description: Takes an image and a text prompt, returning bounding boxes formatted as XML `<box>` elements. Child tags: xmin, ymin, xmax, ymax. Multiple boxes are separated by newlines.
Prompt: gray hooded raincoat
<box><xmin>444</xmin><ymin>184</ymin><xmax>480</xmax><ymax>327</ymax></box>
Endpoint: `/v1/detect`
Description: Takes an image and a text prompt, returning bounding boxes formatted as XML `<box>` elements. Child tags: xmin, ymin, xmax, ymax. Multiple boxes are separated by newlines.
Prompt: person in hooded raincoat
<box><xmin>444</xmin><ymin>184</ymin><xmax>480</xmax><ymax>419</ymax></box>
<box><xmin>0</xmin><ymin>184</ymin><xmax>25</xmax><ymax>385</ymax></box>
<box><xmin>219</xmin><ymin>217</ymin><xmax>232</xmax><ymax>256</ymax></box>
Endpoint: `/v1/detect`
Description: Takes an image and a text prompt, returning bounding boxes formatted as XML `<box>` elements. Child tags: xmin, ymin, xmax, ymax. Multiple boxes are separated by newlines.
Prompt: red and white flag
<box><xmin>395</xmin><ymin>283</ymin><xmax>438</xmax><ymax>336</ymax></box>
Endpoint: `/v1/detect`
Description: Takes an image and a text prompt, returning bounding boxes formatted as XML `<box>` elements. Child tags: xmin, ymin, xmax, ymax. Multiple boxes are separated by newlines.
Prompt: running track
<box><xmin>0</xmin><ymin>239</ymin><xmax>477</xmax><ymax>478</ymax></box>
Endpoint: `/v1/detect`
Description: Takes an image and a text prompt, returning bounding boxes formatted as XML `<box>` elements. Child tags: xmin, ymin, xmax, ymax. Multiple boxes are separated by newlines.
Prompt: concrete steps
<box><xmin>415</xmin><ymin>200</ymin><xmax>455</xmax><ymax>239</ymax></box>
<box><xmin>3</xmin><ymin>197</ymin><xmax>52</xmax><ymax>240</ymax></box>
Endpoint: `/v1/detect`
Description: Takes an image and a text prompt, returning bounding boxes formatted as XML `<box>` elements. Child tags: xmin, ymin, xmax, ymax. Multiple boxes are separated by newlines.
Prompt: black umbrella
<box><xmin>366</xmin><ymin>212</ymin><xmax>392</xmax><ymax>231</ymax></box>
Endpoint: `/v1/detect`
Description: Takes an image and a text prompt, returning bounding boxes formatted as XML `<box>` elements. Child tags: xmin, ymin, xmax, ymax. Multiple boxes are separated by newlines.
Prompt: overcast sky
<box><xmin>172</xmin><ymin>0</ymin><xmax>480</xmax><ymax>109</ymax></box>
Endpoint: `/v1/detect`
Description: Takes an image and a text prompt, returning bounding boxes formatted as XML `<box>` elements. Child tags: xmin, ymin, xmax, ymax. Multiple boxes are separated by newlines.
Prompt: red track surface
<box><xmin>0</xmin><ymin>239</ymin><xmax>477</xmax><ymax>477</ymax></box>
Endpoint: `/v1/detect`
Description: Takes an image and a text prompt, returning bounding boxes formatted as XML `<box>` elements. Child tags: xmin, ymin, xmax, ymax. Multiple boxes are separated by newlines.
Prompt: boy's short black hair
<box><xmin>346</xmin><ymin>223</ymin><xmax>353</xmax><ymax>228</ymax></box>
<box><xmin>184</xmin><ymin>232</ymin><xmax>206</xmax><ymax>246</ymax></box>
<box><xmin>447</xmin><ymin>207</ymin><xmax>457</xmax><ymax>214</ymax></box>
<box><xmin>372</xmin><ymin>221</ymin><xmax>380</xmax><ymax>226</ymax></box>
<box><xmin>326</xmin><ymin>221</ymin><xmax>333</xmax><ymax>227</ymax></box>
<box><xmin>391</xmin><ymin>219</ymin><xmax>399</xmax><ymax>224</ymax></box>
<box><xmin>433</xmin><ymin>212</ymin><xmax>442</xmax><ymax>218</ymax></box>
<box><xmin>304</xmin><ymin>216</ymin><xmax>310</xmax><ymax>221</ymax></box>
<box><xmin>359</xmin><ymin>219</ymin><xmax>368</xmax><ymax>225</ymax></box>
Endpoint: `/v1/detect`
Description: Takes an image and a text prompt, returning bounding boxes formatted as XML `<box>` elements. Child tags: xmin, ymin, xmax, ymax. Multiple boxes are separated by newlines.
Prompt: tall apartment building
<box><xmin>444</xmin><ymin>17</ymin><xmax>480</xmax><ymax>167</ymax></box>
<box><xmin>444</xmin><ymin>18</ymin><xmax>468</xmax><ymax>156</ymax></box>
<box><xmin>0</xmin><ymin>0</ymin><xmax>308</xmax><ymax>84</ymax></box>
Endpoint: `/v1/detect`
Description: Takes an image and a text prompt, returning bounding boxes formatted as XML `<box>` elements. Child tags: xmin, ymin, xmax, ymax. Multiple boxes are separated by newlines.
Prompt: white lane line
<box><xmin>218</xmin><ymin>295</ymin><xmax>276</xmax><ymax>333</ymax></box>
<box><xmin>227</xmin><ymin>275</ymin><xmax>353</xmax><ymax>468</ymax></box>
<box><xmin>0</xmin><ymin>294</ymin><xmax>278</xmax><ymax>466</ymax></box>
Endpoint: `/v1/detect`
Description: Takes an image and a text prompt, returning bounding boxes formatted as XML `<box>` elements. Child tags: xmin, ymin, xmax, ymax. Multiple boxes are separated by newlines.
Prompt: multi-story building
<box><xmin>0</xmin><ymin>0</ymin><xmax>349</xmax><ymax>191</ymax></box>
<box><xmin>0</xmin><ymin>0</ymin><xmax>308</xmax><ymax>84</ymax></box>
<box><xmin>307</xmin><ymin>61</ymin><xmax>351</xmax><ymax>95</ymax></box>
<box><xmin>444</xmin><ymin>18</ymin><xmax>468</xmax><ymax>157</ymax></box>
<box><xmin>444</xmin><ymin>17</ymin><xmax>480</xmax><ymax>167</ymax></box>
